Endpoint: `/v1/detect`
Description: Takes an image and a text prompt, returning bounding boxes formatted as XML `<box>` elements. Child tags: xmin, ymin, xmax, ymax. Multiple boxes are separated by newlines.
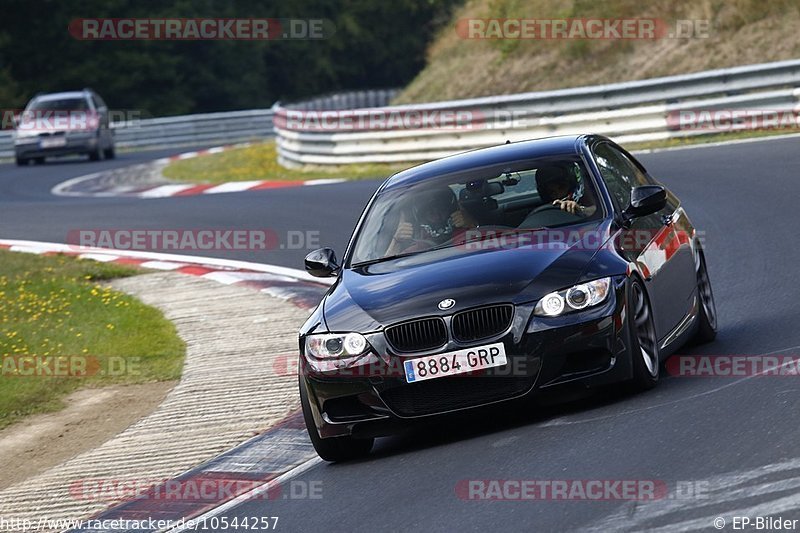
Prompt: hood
<box><xmin>323</xmin><ymin>224</ymin><xmax>609</xmax><ymax>331</ymax></box>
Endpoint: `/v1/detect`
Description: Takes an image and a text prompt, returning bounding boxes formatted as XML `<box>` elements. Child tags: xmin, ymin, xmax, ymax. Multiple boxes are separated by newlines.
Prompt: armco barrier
<box><xmin>272</xmin><ymin>59</ymin><xmax>800</xmax><ymax>167</ymax></box>
<box><xmin>0</xmin><ymin>89</ymin><xmax>399</xmax><ymax>160</ymax></box>
<box><xmin>0</xmin><ymin>109</ymin><xmax>274</xmax><ymax>160</ymax></box>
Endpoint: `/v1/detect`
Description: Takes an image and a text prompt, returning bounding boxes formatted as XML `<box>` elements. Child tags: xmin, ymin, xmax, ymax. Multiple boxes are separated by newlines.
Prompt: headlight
<box><xmin>534</xmin><ymin>277</ymin><xmax>611</xmax><ymax>317</ymax></box>
<box><xmin>306</xmin><ymin>332</ymin><xmax>370</xmax><ymax>359</ymax></box>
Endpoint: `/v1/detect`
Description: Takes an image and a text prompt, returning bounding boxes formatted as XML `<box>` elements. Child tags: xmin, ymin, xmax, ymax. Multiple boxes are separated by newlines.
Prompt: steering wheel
<box><xmin>474</xmin><ymin>224</ymin><xmax>514</xmax><ymax>231</ymax></box>
<box><xmin>532</xmin><ymin>203</ymin><xmax>564</xmax><ymax>214</ymax></box>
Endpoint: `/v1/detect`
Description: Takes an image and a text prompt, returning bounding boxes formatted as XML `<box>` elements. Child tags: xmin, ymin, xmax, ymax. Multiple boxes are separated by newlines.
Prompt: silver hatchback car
<box><xmin>13</xmin><ymin>88</ymin><xmax>115</xmax><ymax>165</ymax></box>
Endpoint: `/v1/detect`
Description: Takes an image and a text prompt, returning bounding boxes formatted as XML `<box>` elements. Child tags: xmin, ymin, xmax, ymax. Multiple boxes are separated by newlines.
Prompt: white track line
<box><xmin>203</xmin><ymin>181</ymin><xmax>266</xmax><ymax>194</ymax></box>
<box><xmin>162</xmin><ymin>457</ymin><xmax>324</xmax><ymax>532</ymax></box>
<box><xmin>0</xmin><ymin>239</ymin><xmax>334</xmax><ymax>286</ymax></box>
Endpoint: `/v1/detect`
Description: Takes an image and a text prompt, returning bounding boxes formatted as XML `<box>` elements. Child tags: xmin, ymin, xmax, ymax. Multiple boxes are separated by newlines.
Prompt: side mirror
<box><xmin>304</xmin><ymin>248</ymin><xmax>340</xmax><ymax>277</ymax></box>
<box><xmin>624</xmin><ymin>185</ymin><xmax>667</xmax><ymax>220</ymax></box>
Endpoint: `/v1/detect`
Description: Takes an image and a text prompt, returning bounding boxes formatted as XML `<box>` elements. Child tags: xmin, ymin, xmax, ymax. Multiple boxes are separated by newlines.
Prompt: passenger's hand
<box><xmin>450</xmin><ymin>210</ymin><xmax>467</xmax><ymax>228</ymax></box>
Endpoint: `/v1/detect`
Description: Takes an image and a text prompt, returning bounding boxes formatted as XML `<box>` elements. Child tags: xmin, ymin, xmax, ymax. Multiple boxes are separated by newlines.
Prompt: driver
<box><xmin>386</xmin><ymin>187</ymin><xmax>476</xmax><ymax>256</ymax></box>
<box><xmin>535</xmin><ymin>165</ymin><xmax>597</xmax><ymax>217</ymax></box>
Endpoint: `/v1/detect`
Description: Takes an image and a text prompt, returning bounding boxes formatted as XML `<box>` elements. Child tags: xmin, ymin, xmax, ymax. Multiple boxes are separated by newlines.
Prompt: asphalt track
<box><xmin>2</xmin><ymin>138</ymin><xmax>799</xmax><ymax>531</ymax></box>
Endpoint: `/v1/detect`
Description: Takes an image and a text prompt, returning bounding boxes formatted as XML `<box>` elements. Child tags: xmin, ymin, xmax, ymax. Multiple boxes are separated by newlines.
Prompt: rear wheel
<box><xmin>300</xmin><ymin>377</ymin><xmax>373</xmax><ymax>462</ymax></box>
<box><xmin>33</xmin><ymin>157</ymin><xmax>45</xmax><ymax>165</ymax></box>
<box><xmin>104</xmin><ymin>145</ymin><xmax>115</xmax><ymax>159</ymax></box>
<box><xmin>628</xmin><ymin>280</ymin><xmax>660</xmax><ymax>391</ymax></box>
<box><xmin>15</xmin><ymin>156</ymin><xmax>27</xmax><ymax>166</ymax></box>
<box><xmin>693</xmin><ymin>251</ymin><xmax>717</xmax><ymax>343</ymax></box>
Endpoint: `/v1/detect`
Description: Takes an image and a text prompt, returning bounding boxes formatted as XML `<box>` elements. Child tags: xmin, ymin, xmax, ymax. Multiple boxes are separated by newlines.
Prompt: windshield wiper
<box><xmin>351</xmin><ymin>251</ymin><xmax>421</xmax><ymax>268</ymax></box>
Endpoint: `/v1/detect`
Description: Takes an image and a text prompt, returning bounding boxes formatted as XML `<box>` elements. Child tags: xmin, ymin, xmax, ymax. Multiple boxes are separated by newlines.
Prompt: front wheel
<box><xmin>89</xmin><ymin>141</ymin><xmax>105</xmax><ymax>161</ymax></box>
<box><xmin>628</xmin><ymin>280</ymin><xmax>660</xmax><ymax>391</ymax></box>
<box><xmin>300</xmin><ymin>377</ymin><xmax>373</xmax><ymax>462</ymax></box>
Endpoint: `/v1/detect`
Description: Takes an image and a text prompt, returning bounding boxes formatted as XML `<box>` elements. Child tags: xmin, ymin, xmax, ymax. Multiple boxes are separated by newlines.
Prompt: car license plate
<box><xmin>40</xmin><ymin>137</ymin><xmax>67</xmax><ymax>149</ymax></box>
<box><xmin>403</xmin><ymin>342</ymin><xmax>506</xmax><ymax>383</ymax></box>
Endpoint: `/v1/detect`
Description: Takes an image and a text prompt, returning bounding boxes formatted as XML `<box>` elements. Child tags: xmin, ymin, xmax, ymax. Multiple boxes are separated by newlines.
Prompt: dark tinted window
<box><xmin>28</xmin><ymin>98</ymin><xmax>89</xmax><ymax>112</ymax></box>
<box><xmin>349</xmin><ymin>156</ymin><xmax>602</xmax><ymax>265</ymax></box>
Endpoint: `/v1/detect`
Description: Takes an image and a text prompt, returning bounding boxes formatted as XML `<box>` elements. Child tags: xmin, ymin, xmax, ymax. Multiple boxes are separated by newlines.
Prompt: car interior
<box><xmin>448</xmin><ymin>161</ymin><xmax>600</xmax><ymax>230</ymax></box>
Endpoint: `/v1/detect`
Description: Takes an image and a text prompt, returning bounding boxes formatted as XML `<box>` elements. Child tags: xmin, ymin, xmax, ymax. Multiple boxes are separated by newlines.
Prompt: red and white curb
<box><xmin>0</xmin><ymin>239</ymin><xmax>333</xmax><ymax>309</ymax></box>
<box><xmin>129</xmin><ymin>176</ymin><xmax>345</xmax><ymax>199</ymax></box>
<box><xmin>51</xmin><ymin>143</ymin><xmax>345</xmax><ymax>199</ymax></box>
<box><xmin>154</xmin><ymin>143</ymin><xmax>253</xmax><ymax>165</ymax></box>
<box><xmin>1</xmin><ymin>239</ymin><xmax>327</xmax><ymax>532</ymax></box>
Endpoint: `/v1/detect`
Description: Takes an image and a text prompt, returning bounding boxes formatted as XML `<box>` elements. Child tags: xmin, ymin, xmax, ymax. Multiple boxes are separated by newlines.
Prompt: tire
<box><xmin>693</xmin><ymin>251</ymin><xmax>717</xmax><ymax>344</ymax></box>
<box><xmin>89</xmin><ymin>148</ymin><xmax>102</xmax><ymax>162</ymax></box>
<box><xmin>104</xmin><ymin>145</ymin><xmax>115</xmax><ymax>159</ymax></box>
<box><xmin>33</xmin><ymin>157</ymin><xmax>45</xmax><ymax>165</ymax></box>
<box><xmin>300</xmin><ymin>377</ymin><xmax>373</xmax><ymax>462</ymax></box>
<box><xmin>628</xmin><ymin>279</ymin><xmax>660</xmax><ymax>391</ymax></box>
<box><xmin>15</xmin><ymin>156</ymin><xmax>27</xmax><ymax>166</ymax></box>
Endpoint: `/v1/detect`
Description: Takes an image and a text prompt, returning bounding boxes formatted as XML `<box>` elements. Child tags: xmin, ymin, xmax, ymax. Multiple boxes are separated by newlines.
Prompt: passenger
<box><xmin>386</xmin><ymin>187</ymin><xmax>476</xmax><ymax>255</ymax></box>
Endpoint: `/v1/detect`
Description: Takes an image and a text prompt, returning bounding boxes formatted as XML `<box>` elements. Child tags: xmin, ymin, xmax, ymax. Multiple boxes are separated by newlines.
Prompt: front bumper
<box><xmin>14</xmin><ymin>132</ymin><xmax>99</xmax><ymax>159</ymax></box>
<box><xmin>301</xmin><ymin>277</ymin><xmax>631</xmax><ymax>438</ymax></box>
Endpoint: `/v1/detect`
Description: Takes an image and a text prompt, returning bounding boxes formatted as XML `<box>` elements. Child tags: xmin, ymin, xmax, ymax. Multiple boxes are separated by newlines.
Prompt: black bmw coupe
<box><xmin>299</xmin><ymin>134</ymin><xmax>716</xmax><ymax>461</ymax></box>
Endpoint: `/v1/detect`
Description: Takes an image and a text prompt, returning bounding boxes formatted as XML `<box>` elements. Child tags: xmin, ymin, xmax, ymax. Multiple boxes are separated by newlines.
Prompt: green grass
<box><xmin>394</xmin><ymin>0</ymin><xmax>800</xmax><ymax>104</ymax></box>
<box><xmin>0</xmin><ymin>251</ymin><xmax>185</xmax><ymax>429</ymax></box>
<box><xmin>161</xmin><ymin>129</ymin><xmax>798</xmax><ymax>184</ymax></box>
<box><xmin>162</xmin><ymin>140</ymin><xmax>407</xmax><ymax>184</ymax></box>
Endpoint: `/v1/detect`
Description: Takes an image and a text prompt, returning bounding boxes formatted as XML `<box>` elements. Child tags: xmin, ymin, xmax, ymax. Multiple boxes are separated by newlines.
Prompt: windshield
<box><xmin>349</xmin><ymin>156</ymin><xmax>602</xmax><ymax>265</ymax></box>
<box><xmin>27</xmin><ymin>97</ymin><xmax>89</xmax><ymax>112</ymax></box>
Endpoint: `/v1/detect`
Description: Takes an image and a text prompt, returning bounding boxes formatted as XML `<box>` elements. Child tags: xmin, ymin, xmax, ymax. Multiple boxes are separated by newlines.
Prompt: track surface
<box><xmin>2</xmin><ymin>139</ymin><xmax>799</xmax><ymax>531</ymax></box>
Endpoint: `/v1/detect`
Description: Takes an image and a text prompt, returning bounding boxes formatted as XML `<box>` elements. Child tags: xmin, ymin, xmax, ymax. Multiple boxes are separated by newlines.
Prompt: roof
<box><xmin>32</xmin><ymin>91</ymin><xmax>90</xmax><ymax>101</ymax></box>
<box><xmin>381</xmin><ymin>135</ymin><xmax>595</xmax><ymax>191</ymax></box>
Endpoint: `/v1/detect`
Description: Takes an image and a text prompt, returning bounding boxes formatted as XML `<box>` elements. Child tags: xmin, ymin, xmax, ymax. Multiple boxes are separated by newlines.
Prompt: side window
<box><xmin>94</xmin><ymin>94</ymin><xmax>107</xmax><ymax>109</ymax></box>
<box><xmin>592</xmin><ymin>142</ymin><xmax>648</xmax><ymax>210</ymax></box>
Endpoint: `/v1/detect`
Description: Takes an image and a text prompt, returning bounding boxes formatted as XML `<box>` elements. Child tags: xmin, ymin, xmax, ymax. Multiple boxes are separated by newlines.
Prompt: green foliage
<box><xmin>162</xmin><ymin>140</ymin><xmax>406</xmax><ymax>184</ymax></box>
<box><xmin>0</xmin><ymin>0</ymin><xmax>460</xmax><ymax>115</ymax></box>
